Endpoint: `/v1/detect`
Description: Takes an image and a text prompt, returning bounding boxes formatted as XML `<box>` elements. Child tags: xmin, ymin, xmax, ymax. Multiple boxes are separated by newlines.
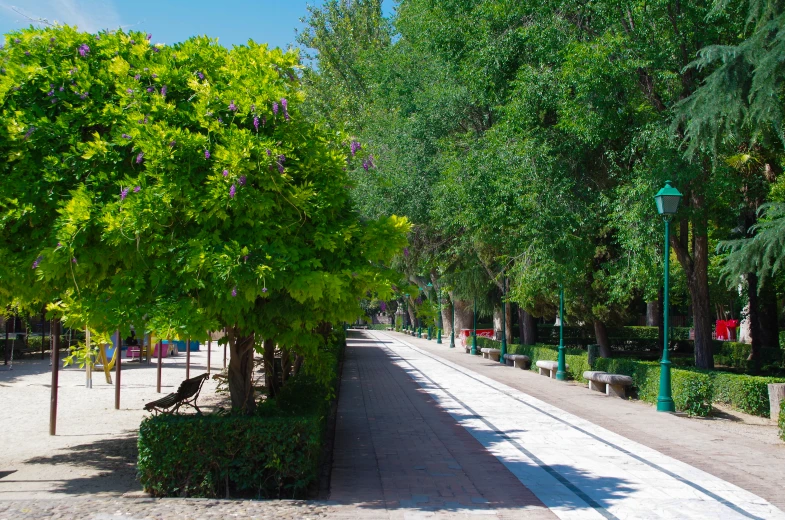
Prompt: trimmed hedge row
<box><xmin>713</xmin><ymin>341</ymin><xmax>783</xmax><ymax>371</ymax></box>
<box><xmin>474</xmin><ymin>337</ymin><xmax>784</xmax><ymax>418</ymax></box>
<box><xmin>138</xmin><ymin>330</ymin><xmax>345</xmax><ymax>498</ymax></box>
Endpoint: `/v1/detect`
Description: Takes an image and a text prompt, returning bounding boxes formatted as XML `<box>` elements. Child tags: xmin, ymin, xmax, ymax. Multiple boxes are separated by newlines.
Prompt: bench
<box><xmin>480</xmin><ymin>348</ymin><xmax>501</xmax><ymax>361</ymax></box>
<box><xmin>504</xmin><ymin>354</ymin><xmax>530</xmax><ymax>369</ymax></box>
<box><xmin>583</xmin><ymin>371</ymin><xmax>633</xmax><ymax>398</ymax></box>
<box><xmin>144</xmin><ymin>373</ymin><xmax>209</xmax><ymax>415</ymax></box>
<box><xmin>536</xmin><ymin>360</ymin><xmax>569</xmax><ymax>379</ymax></box>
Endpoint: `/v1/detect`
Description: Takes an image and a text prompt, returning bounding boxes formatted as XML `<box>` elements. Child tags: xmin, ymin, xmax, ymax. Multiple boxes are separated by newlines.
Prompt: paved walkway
<box><xmin>335</xmin><ymin>330</ymin><xmax>785</xmax><ymax>520</ymax></box>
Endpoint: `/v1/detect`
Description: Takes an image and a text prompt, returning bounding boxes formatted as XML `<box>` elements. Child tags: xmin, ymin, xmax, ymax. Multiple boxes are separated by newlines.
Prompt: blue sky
<box><xmin>1</xmin><ymin>0</ymin><xmax>394</xmax><ymax>49</ymax></box>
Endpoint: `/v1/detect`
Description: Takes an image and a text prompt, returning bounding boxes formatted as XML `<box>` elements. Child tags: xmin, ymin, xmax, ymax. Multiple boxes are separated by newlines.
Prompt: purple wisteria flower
<box><xmin>229</xmin><ymin>184</ymin><xmax>236</xmax><ymax>198</ymax></box>
<box><xmin>127</xmin><ymin>88</ymin><xmax>134</xmax><ymax>95</ymax></box>
<box><xmin>47</xmin><ymin>89</ymin><xmax>54</xmax><ymax>96</ymax></box>
<box><xmin>231</xmin><ymin>286</ymin><xmax>237</xmax><ymax>297</ymax></box>
<box><xmin>272</xmin><ymin>101</ymin><xmax>279</xmax><ymax>116</ymax></box>
<box><xmin>122</xmin><ymin>133</ymin><xmax>132</xmax><ymax>139</ymax></box>
<box><xmin>250</xmin><ymin>104</ymin><xmax>255</xmax><ymax>112</ymax></box>
<box><xmin>363</xmin><ymin>160</ymin><xmax>369</xmax><ymax>172</ymax></box>
<box><xmin>228</xmin><ymin>100</ymin><xmax>237</xmax><ymax>112</ymax></box>
<box><xmin>238</xmin><ymin>175</ymin><xmax>246</xmax><ymax>186</ymax></box>
<box><xmin>78</xmin><ymin>44</ymin><xmax>90</xmax><ymax>57</ymax></box>
<box><xmin>350</xmin><ymin>140</ymin><xmax>361</xmax><ymax>156</ymax></box>
<box><xmin>223</xmin><ymin>169</ymin><xmax>229</xmax><ymax>177</ymax></box>
<box><xmin>57</xmin><ymin>242</ymin><xmax>62</xmax><ymax>247</ymax></box>
<box><xmin>130</xmin><ymin>40</ymin><xmax>135</xmax><ymax>45</ymax></box>
<box><xmin>262</xmin><ymin>287</ymin><xmax>268</xmax><ymax>293</ymax></box>
<box><xmin>169</xmin><ymin>140</ymin><xmax>176</xmax><ymax>147</ymax></box>
<box><xmin>380</xmin><ymin>301</ymin><xmax>387</xmax><ymax>312</ymax></box>
<box><xmin>416</xmin><ymin>296</ymin><xmax>422</xmax><ymax>305</ymax></box>
<box><xmin>136</xmin><ymin>152</ymin><xmax>144</xmax><ymax>164</ymax></box>
<box><xmin>152</xmin><ymin>47</ymin><xmax>160</xmax><ymax>53</ymax></box>
<box><xmin>72</xmin><ymin>257</ymin><xmax>78</xmax><ymax>264</ymax></box>
<box><xmin>218</xmin><ymin>118</ymin><xmax>223</xmax><ymax>123</ymax></box>
<box><xmin>80</xmin><ymin>92</ymin><xmax>88</xmax><ymax>99</ymax></box>
<box><xmin>197</xmin><ymin>71</ymin><xmax>204</xmax><ymax>80</ymax></box>
<box><xmin>151</xmin><ymin>73</ymin><xmax>158</xmax><ymax>78</ymax></box>
<box><xmin>147</xmin><ymin>87</ymin><xmax>154</xmax><ymax>93</ymax></box>
<box><xmin>281</xmin><ymin>98</ymin><xmax>289</xmax><ymax>121</ymax></box>
<box><xmin>23</xmin><ymin>126</ymin><xmax>35</xmax><ymax>140</ymax></box>
<box><xmin>32</xmin><ymin>256</ymin><xmax>43</xmax><ymax>269</ymax></box>
<box><xmin>266</xmin><ymin>149</ymin><xmax>271</xmax><ymax>156</ymax></box>
<box><xmin>133</xmin><ymin>185</ymin><xmax>141</xmax><ymax>193</ymax></box>
<box><xmin>134</xmin><ymin>74</ymin><xmax>140</xmax><ymax>80</ymax></box>
<box><xmin>403</xmin><ymin>247</ymin><xmax>410</xmax><ymax>257</ymax></box>
<box><xmin>204</xmin><ymin>149</ymin><xmax>210</xmax><ymax>159</ymax></box>
<box><xmin>120</xmin><ymin>187</ymin><xmax>129</xmax><ymax>200</ymax></box>
<box><xmin>59</xmin><ymin>86</ymin><xmax>64</xmax><ymax>91</ymax></box>
<box><xmin>25</xmin><ymin>51</ymin><xmax>30</xmax><ymax>56</ymax></box>
<box><xmin>50</xmin><ymin>37</ymin><xmax>56</xmax><ymax>43</ymax></box>
<box><xmin>161</xmin><ymin>85</ymin><xmax>167</xmax><ymax>97</ymax></box>
<box><xmin>146</xmin><ymin>33</ymin><xmax>152</xmax><ymax>41</ymax></box>
<box><xmin>262</xmin><ymin>116</ymin><xmax>266</xmax><ymax>126</ymax></box>
<box><xmin>253</xmin><ymin>116</ymin><xmax>259</xmax><ymax>131</ymax></box>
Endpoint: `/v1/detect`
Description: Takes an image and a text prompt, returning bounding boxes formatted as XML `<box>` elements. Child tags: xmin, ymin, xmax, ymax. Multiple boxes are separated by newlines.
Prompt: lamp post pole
<box><xmin>500</xmin><ymin>279</ymin><xmax>507</xmax><ymax>364</ymax></box>
<box><xmin>657</xmin><ymin>216</ymin><xmax>676</xmax><ymax>412</ymax></box>
<box><xmin>556</xmin><ymin>285</ymin><xmax>567</xmax><ymax>381</ymax></box>
<box><xmin>450</xmin><ymin>296</ymin><xmax>455</xmax><ymax>348</ymax></box>
<box><xmin>471</xmin><ymin>297</ymin><xmax>477</xmax><ymax>355</ymax></box>
<box><xmin>654</xmin><ymin>180</ymin><xmax>682</xmax><ymax>412</ymax></box>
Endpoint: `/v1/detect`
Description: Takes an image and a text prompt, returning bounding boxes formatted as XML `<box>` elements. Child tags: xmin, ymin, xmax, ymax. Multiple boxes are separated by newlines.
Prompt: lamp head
<box><xmin>655</xmin><ymin>180</ymin><xmax>682</xmax><ymax>216</ymax></box>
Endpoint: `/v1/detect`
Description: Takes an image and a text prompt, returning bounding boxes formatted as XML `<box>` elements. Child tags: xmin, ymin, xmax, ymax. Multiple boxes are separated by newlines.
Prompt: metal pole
<box><xmin>114</xmin><ymin>330</ymin><xmax>121</xmax><ymax>410</ymax></box>
<box><xmin>658</xmin><ymin>218</ymin><xmax>675</xmax><ymax>412</ymax></box>
<box><xmin>500</xmin><ymin>280</ymin><xmax>507</xmax><ymax>364</ymax></box>
<box><xmin>471</xmin><ymin>297</ymin><xmax>477</xmax><ymax>355</ymax></box>
<box><xmin>49</xmin><ymin>319</ymin><xmax>60</xmax><ymax>435</ymax></box>
<box><xmin>156</xmin><ymin>340</ymin><xmax>163</xmax><ymax>393</ymax></box>
<box><xmin>450</xmin><ymin>297</ymin><xmax>455</xmax><ymax>348</ymax></box>
<box><xmin>556</xmin><ymin>286</ymin><xmax>567</xmax><ymax>380</ymax></box>
<box><xmin>186</xmin><ymin>337</ymin><xmax>191</xmax><ymax>380</ymax></box>
<box><xmin>207</xmin><ymin>332</ymin><xmax>211</xmax><ymax>375</ymax></box>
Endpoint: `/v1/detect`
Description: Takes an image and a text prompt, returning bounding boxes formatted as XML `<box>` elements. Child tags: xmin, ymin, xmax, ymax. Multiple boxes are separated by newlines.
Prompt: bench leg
<box><xmin>606</xmin><ymin>384</ymin><xmax>627</xmax><ymax>398</ymax></box>
<box><xmin>549</xmin><ymin>369</ymin><xmax>557</xmax><ymax>380</ymax></box>
<box><xmin>589</xmin><ymin>380</ymin><xmax>606</xmax><ymax>393</ymax></box>
<box><xmin>538</xmin><ymin>367</ymin><xmax>548</xmax><ymax>376</ymax></box>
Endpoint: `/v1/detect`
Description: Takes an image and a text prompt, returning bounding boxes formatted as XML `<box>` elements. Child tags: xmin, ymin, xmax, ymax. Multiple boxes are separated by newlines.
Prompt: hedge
<box><xmin>475</xmin><ymin>337</ymin><xmax>780</xmax><ymax>418</ymax></box>
<box><xmin>779</xmin><ymin>400</ymin><xmax>785</xmax><ymax>442</ymax></box>
<box><xmin>713</xmin><ymin>342</ymin><xmax>783</xmax><ymax>371</ymax></box>
<box><xmin>138</xmin><ymin>330</ymin><xmax>345</xmax><ymax>498</ymax></box>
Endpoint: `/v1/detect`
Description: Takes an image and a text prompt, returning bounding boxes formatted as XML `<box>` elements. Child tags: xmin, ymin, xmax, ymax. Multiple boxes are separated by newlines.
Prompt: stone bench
<box><xmin>480</xmin><ymin>348</ymin><xmax>501</xmax><ymax>361</ymax></box>
<box><xmin>583</xmin><ymin>371</ymin><xmax>633</xmax><ymax>398</ymax></box>
<box><xmin>504</xmin><ymin>354</ymin><xmax>530</xmax><ymax>369</ymax></box>
<box><xmin>536</xmin><ymin>360</ymin><xmax>569</xmax><ymax>379</ymax></box>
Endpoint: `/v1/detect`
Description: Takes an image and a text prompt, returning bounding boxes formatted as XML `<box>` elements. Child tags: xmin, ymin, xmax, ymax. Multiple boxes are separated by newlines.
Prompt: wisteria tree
<box><xmin>0</xmin><ymin>26</ymin><xmax>408</xmax><ymax>412</ymax></box>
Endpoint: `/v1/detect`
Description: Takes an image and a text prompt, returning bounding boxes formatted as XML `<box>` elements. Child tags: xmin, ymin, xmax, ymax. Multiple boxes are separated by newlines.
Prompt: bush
<box><xmin>712</xmin><ymin>374</ymin><xmax>785</xmax><ymax>417</ymax></box>
<box><xmin>713</xmin><ymin>342</ymin><xmax>783</xmax><ymax>371</ymax></box>
<box><xmin>138</xmin><ymin>413</ymin><xmax>323</xmax><ymax>498</ymax></box>
<box><xmin>138</xmin><ymin>329</ymin><xmax>345</xmax><ymax>498</ymax></box>
<box><xmin>779</xmin><ymin>400</ymin><xmax>785</xmax><ymax>442</ymax></box>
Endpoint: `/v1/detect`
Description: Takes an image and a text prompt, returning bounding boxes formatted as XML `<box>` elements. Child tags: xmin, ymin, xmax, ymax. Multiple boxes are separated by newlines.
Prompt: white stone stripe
<box><xmin>370</xmin><ymin>331</ymin><xmax>785</xmax><ymax>520</ymax></box>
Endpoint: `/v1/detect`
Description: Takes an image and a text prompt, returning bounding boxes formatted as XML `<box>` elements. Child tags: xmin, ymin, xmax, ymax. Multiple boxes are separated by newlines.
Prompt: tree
<box><xmin>0</xmin><ymin>26</ymin><xmax>409</xmax><ymax>412</ymax></box>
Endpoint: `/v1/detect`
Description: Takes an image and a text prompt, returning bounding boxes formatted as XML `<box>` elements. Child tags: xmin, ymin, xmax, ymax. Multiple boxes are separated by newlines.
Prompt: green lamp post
<box><xmin>471</xmin><ymin>297</ymin><xmax>478</xmax><ymax>355</ymax></box>
<box><xmin>556</xmin><ymin>285</ymin><xmax>567</xmax><ymax>380</ymax></box>
<box><xmin>450</xmin><ymin>295</ymin><xmax>456</xmax><ymax>348</ymax></box>
<box><xmin>655</xmin><ymin>180</ymin><xmax>682</xmax><ymax>412</ymax></box>
<box><xmin>500</xmin><ymin>279</ymin><xmax>507</xmax><ymax>364</ymax></box>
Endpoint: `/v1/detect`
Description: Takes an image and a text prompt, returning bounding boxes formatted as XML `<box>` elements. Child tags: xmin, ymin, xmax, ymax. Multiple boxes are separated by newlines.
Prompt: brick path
<box><xmin>329</xmin><ymin>333</ymin><xmax>553</xmax><ymax>518</ymax></box>
<box><xmin>367</xmin><ymin>330</ymin><xmax>785</xmax><ymax>520</ymax></box>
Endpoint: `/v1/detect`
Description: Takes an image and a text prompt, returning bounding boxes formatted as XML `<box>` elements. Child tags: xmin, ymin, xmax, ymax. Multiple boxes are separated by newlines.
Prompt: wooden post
<box><xmin>769</xmin><ymin>383</ymin><xmax>785</xmax><ymax>423</ymax></box>
<box><xmin>206</xmin><ymin>331</ymin><xmax>211</xmax><ymax>375</ymax></box>
<box><xmin>3</xmin><ymin>314</ymin><xmax>8</xmax><ymax>366</ymax></box>
<box><xmin>49</xmin><ymin>320</ymin><xmax>61</xmax><ymax>436</ymax></box>
<box><xmin>156</xmin><ymin>340</ymin><xmax>163</xmax><ymax>393</ymax></box>
<box><xmin>186</xmin><ymin>337</ymin><xmax>191</xmax><ymax>380</ymax></box>
<box><xmin>40</xmin><ymin>311</ymin><xmax>46</xmax><ymax>360</ymax></box>
<box><xmin>114</xmin><ymin>330</ymin><xmax>122</xmax><ymax>410</ymax></box>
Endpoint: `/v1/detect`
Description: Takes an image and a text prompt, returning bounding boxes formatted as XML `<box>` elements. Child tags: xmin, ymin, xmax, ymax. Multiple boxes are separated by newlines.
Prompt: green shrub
<box><xmin>779</xmin><ymin>400</ymin><xmax>784</xmax><ymax>442</ymax></box>
<box><xmin>712</xmin><ymin>341</ymin><xmax>783</xmax><ymax>370</ymax></box>
<box><xmin>138</xmin><ymin>413</ymin><xmax>323</xmax><ymax>498</ymax></box>
<box><xmin>713</xmin><ymin>374</ymin><xmax>785</xmax><ymax>417</ymax></box>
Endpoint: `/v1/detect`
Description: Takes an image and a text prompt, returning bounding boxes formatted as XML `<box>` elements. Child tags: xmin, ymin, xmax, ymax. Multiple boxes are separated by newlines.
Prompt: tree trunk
<box><xmin>672</xmin><ymin>211</ymin><xmax>714</xmax><ymax>370</ymax></box>
<box><xmin>646</xmin><ymin>301</ymin><xmax>659</xmax><ymax>327</ymax></box>
<box><xmin>280</xmin><ymin>348</ymin><xmax>291</xmax><ymax>384</ymax></box>
<box><xmin>758</xmin><ymin>277</ymin><xmax>779</xmax><ymax>348</ymax></box>
<box><xmin>747</xmin><ymin>273</ymin><xmax>762</xmax><ymax>374</ymax></box>
<box><xmin>594</xmin><ymin>320</ymin><xmax>612</xmax><ymax>358</ymax></box>
<box><xmin>520</xmin><ymin>308</ymin><xmax>538</xmax><ymax>345</ymax></box>
<box><xmin>263</xmin><ymin>338</ymin><xmax>278</xmax><ymax>399</ymax></box>
<box><xmin>293</xmin><ymin>353</ymin><xmax>304</xmax><ymax>377</ymax></box>
<box><xmin>227</xmin><ymin>329</ymin><xmax>256</xmax><ymax>414</ymax></box>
